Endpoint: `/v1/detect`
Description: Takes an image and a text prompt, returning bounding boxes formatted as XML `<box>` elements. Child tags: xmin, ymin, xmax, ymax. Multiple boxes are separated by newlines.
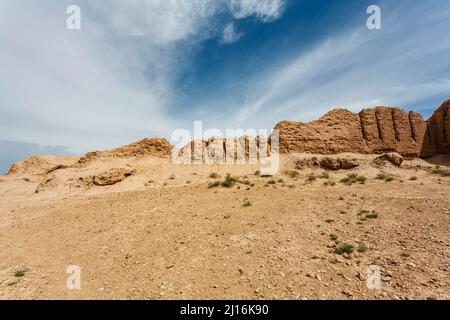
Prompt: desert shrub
<box><xmin>334</xmin><ymin>243</ymin><xmax>354</xmax><ymax>255</ymax></box>
<box><xmin>307</xmin><ymin>174</ymin><xmax>316</xmax><ymax>183</ymax></box>
<box><xmin>366</xmin><ymin>212</ymin><xmax>379</xmax><ymax>219</ymax></box>
<box><xmin>409</xmin><ymin>176</ymin><xmax>418</xmax><ymax>181</ymax></box>
<box><xmin>356</xmin><ymin>176</ymin><xmax>366</xmax><ymax>184</ymax></box>
<box><xmin>319</xmin><ymin>172</ymin><xmax>330</xmax><ymax>179</ymax></box>
<box><xmin>358</xmin><ymin>209</ymin><xmax>370</xmax><ymax>216</ymax></box>
<box><xmin>431</xmin><ymin>167</ymin><xmax>450</xmax><ymax>177</ymax></box>
<box><xmin>14</xmin><ymin>269</ymin><xmax>27</xmax><ymax>278</ymax></box>
<box><xmin>242</xmin><ymin>199</ymin><xmax>252</xmax><ymax>207</ymax></box>
<box><xmin>375</xmin><ymin>173</ymin><xmax>394</xmax><ymax>182</ymax></box>
<box><xmin>357</xmin><ymin>243</ymin><xmax>368</xmax><ymax>253</ymax></box>
<box><xmin>254</xmin><ymin>170</ymin><xmax>261</xmax><ymax>176</ymax></box>
<box><xmin>267</xmin><ymin>180</ymin><xmax>276</xmax><ymax>185</ymax></box>
<box><xmin>330</xmin><ymin>234</ymin><xmax>338</xmax><ymax>241</ymax></box>
<box><xmin>340</xmin><ymin>173</ymin><xmax>365</xmax><ymax>185</ymax></box>
<box><xmin>400</xmin><ymin>251</ymin><xmax>411</xmax><ymax>257</ymax></box>
<box><xmin>208</xmin><ymin>181</ymin><xmax>221</xmax><ymax>189</ymax></box>
<box><xmin>222</xmin><ymin>174</ymin><xmax>239</xmax><ymax>188</ymax></box>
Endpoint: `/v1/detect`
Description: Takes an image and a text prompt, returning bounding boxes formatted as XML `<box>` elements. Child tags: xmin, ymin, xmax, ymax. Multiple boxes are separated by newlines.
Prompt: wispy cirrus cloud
<box><xmin>221</xmin><ymin>22</ymin><xmax>243</xmax><ymax>44</ymax></box>
<box><xmin>227</xmin><ymin>0</ymin><xmax>285</xmax><ymax>22</ymax></box>
<box><xmin>206</xmin><ymin>0</ymin><xmax>450</xmax><ymax>129</ymax></box>
<box><xmin>0</xmin><ymin>0</ymin><xmax>285</xmax><ymax>156</ymax></box>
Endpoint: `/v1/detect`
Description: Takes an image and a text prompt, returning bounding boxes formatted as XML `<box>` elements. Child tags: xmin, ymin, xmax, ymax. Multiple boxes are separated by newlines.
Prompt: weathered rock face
<box><xmin>295</xmin><ymin>156</ymin><xmax>360</xmax><ymax>170</ymax></box>
<box><xmin>275</xmin><ymin>107</ymin><xmax>428</xmax><ymax>158</ymax></box>
<box><xmin>93</xmin><ymin>168</ymin><xmax>135</xmax><ymax>186</ymax></box>
<box><xmin>423</xmin><ymin>100</ymin><xmax>450</xmax><ymax>157</ymax></box>
<box><xmin>373</xmin><ymin>153</ymin><xmax>404</xmax><ymax>167</ymax></box>
<box><xmin>79</xmin><ymin>138</ymin><xmax>173</xmax><ymax>164</ymax></box>
<box><xmin>176</xmin><ymin>136</ymin><xmax>271</xmax><ymax>164</ymax></box>
<box><xmin>7</xmin><ymin>156</ymin><xmax>77</xmax><ymax>176</ymax></box>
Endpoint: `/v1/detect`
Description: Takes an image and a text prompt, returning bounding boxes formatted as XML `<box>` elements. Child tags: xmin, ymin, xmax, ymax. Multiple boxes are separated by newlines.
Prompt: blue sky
<box><xmin>1</xmin><ymin>0</ymin><xmax>450</xmax><ymax>173</ymax></box>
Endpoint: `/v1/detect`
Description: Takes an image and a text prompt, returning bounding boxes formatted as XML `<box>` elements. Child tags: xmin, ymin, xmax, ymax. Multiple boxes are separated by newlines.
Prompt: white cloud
<box><xmin>221</xmin><ymin>22</ymin><xmax>243</xmax><ymax>44</ymax></box>
<box><xmin>212</xmin><ymin>1</ymin><xmax>450</xmax><ymax>129</ymax></box>
<box><xmin>0</xmin><ymin>0</ymin><xmax>286</xmax><ymax>154</ymax></box>
<box><xmin>227</xmin><ymin>0</ymin><xmax>285</xmax><ymax>22</ymax></box>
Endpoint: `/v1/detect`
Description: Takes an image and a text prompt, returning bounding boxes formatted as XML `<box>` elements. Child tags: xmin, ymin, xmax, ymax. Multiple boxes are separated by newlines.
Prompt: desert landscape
<box><xmin>0</xmin><ymin>100</ymin><xmax>449</xmax><ymax>300</ymax></box>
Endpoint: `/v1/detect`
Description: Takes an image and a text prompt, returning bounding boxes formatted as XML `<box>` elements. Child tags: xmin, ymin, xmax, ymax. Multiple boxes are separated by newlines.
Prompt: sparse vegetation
<box><xmin>319</xmin><ymin>172</ymin><xmax>330</xmax><ymax>179</ymax></box>
<box><xmin>376</xmin><ymin>173</ymin><xmax>394</xmax><ymax>182</ymax></box>
<box><xmin>209</xmin><ymin>174</ymin><xmax>239</xmax><ymax>188</ymax></box>
<box><xmin>222</xmin><ymin>174</ymin><xmax>239</xmax><ymax>188</ymax></box>
<box><xmin>366</xmin><ymin>212</ymin><xmax>379</xmax><ymax>219</ymax></box>
<box><xmin>358</xmin><ymin>209</ymin><xmax>378</xmax><ymax>220</ymax></box>
<box><xmin>242</xmin><ymin>199</ymin><xmax>252</xmax><ymax>207</ymax></box>
<box><xmin>334</xmin><ymin>243</ymin><xmax>354</xmax><ymax>255</ymax></box>
<box><xmin>254</xmin><ymin>170</ymin><xmax>261</xmax><ymax>176</ymax></box>
<box><xmin>323</xmin><ymin>181</ymin><xmax>336</xmax><ymax>187</ymax></box>
<box><xmin>357</xmin><ymin>243</ymin><xmax>368</xmax><ymax>253</ymax></box>
<box><xmin>267</xmin><ymin>180</ymin><xmax>276</xmax><ymax>185</ymax></box>
<box><xmin>325</xmin><ymin>219</ymin><xmax>334</xmax><ymax>224</ymax></box>
<box><xmin>169</xmin><ymin>174</ymin><xmax>175</xmax><ymax>180</ymax></box>
<box><xmin>358</xmin><ymin>209</ymin><xmax>370</xmax><ymax>216</ymax></box>
<box><xmin>431</xmin><ymin>167</ymin><xmax>450</xmax><ymax>177</ymax></box>
<box><xmin>208</xmin><ymin>181</ymin><xmax>221</xmax><ymax>188</ymax></box>
<box><xmin>409</xmin><ymin>176</ymin><xmax>418</xmax><ymax>181</ymax></box>
<box><xmin>340</xmin><ymin>173</ymin><xmax>366</xmax><ymax>185</ymax></box>
<box><xmin>307</xmin><ymin>174</ymin><xmax>316</xmax><ymax>183</ymax></box>
<box><xmin>330</xmin><ymin>234</ymin><xmax>338</xmax><ymax>241</ymax></box>
<box><xmin>14</xmin><ymin>269</ymin><xmax>27</xmax><ymax>278</ymax></box>
<box><xmin>400</xmin><ymin>251</ymin><xmax>411</xmax><ymax>257</ymax></box>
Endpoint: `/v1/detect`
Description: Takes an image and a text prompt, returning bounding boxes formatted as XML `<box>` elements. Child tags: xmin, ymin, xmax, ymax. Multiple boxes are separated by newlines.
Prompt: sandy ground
<box><xmin>0</xmin><ymin>153</ymin><xmax>449</xmax><ymax>300</ymax></box>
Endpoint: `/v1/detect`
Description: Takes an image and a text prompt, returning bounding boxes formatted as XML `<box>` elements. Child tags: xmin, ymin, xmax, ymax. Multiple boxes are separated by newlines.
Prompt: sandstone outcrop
<box><xmin>295</xmin><ymin>156</ymin><xmax>360</xmax><ymax>170</ymax></box>
<box><xmin>373</xmin><ymin>153</ymin><xmax>404</xmax><ymax>167</ymax></box>
<box><xmin>7</xmin><ymin>156</ymin><xmax>78</xmax><ymax>176</ymax></box>
<box><xmin>93</xmin><ymin>168</ymin><xmax>135</xmax><ymax>186</ymax></box>
<box><xmin>79</xmin><ymin>138</ymin><xmax>172</xmax><ymax>164</ymax></box>
<box><xmin>176</xmin><ymin>136</ymin><xmax>271</xmax><ymax>164</ymax></box>
<box><xmin>423</xmin><ymin>100</ymin><xmax>450</xmax><ymax>157</ymax></box>
<box><xmin>275</xmin><ymin>107</ymin><xmax>428</xmax><ymax>158</ymax></box>
<box><xmin>319</xmin><ymin>157</ymin><xmax>360</xmax><ymax>170</ymax></box>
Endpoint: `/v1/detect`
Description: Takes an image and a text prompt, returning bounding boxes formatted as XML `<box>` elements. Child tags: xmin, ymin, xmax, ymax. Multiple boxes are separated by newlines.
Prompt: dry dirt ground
<box><xmin>0</xmin><ymin>154</ymin><xmax>449</xmax><ymax>300</ymax></box>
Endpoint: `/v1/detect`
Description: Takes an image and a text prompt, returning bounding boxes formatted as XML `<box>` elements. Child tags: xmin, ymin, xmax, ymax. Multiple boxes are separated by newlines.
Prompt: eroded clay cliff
<box><xmin>423</xmin><ymin>99</ymin><xmax>450</xmax><ymax>157</ymax></box>
<box><xmin>274</xmin><ymin>106</ymin><xmax>435</xmax><ymax>158</ymax></box>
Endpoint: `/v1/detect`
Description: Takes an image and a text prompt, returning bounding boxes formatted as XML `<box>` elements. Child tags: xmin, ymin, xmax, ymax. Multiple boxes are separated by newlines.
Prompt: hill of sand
<box><xmin>0</xmin><ymin>100</ymin><xmax>449</xmax><ymax>300</ymax></box>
